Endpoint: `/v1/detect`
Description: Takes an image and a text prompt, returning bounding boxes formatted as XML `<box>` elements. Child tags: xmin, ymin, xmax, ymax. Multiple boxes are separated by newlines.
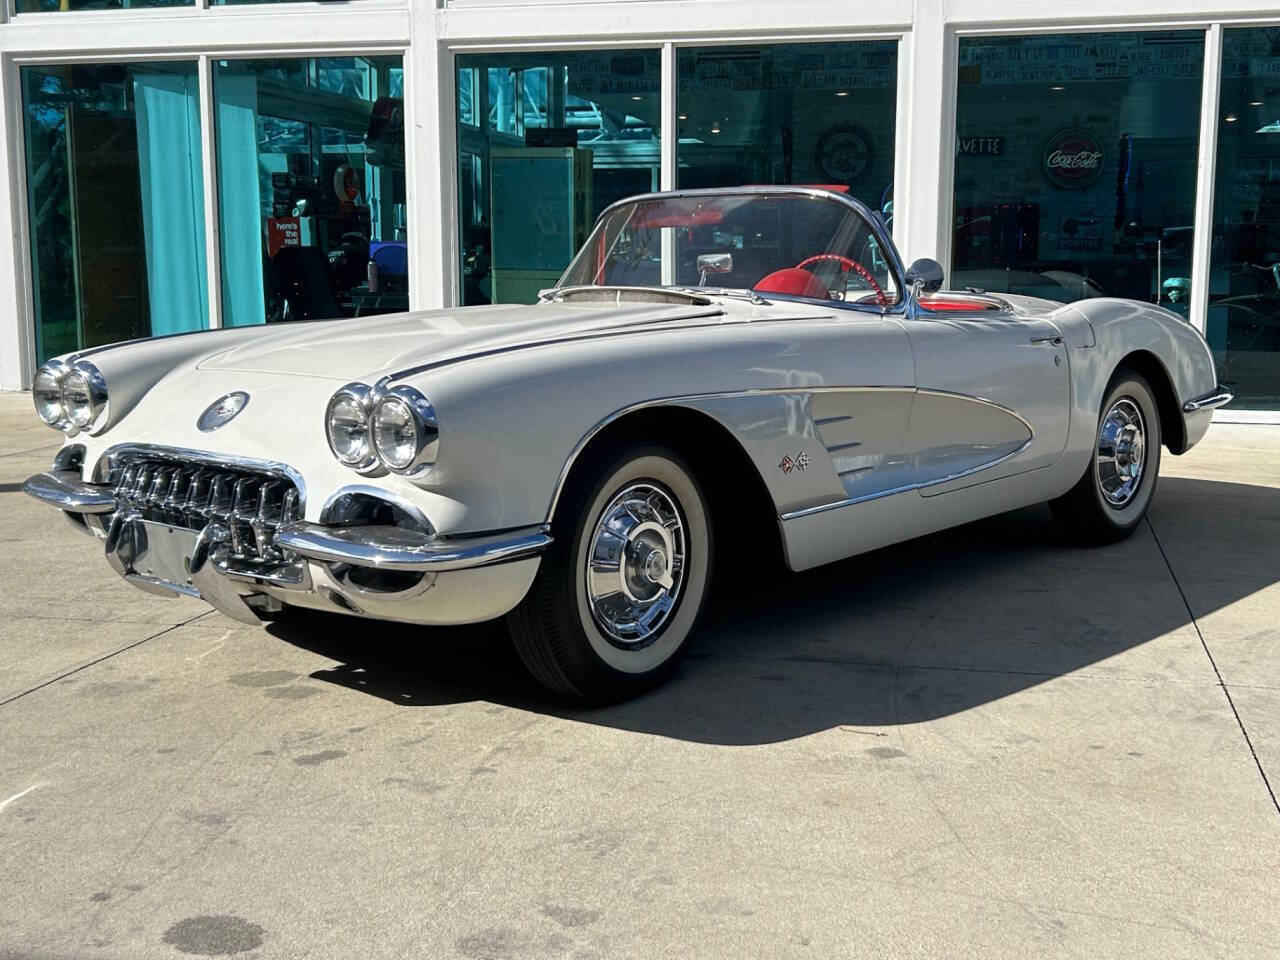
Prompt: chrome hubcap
<box><xmin>1097</xmin><ymin>397</ymin><xmax>1146</xmax><ymax>507</ymax></box>
<box><xmin>586</xmin><ymin>482</ymin><xmax>685</xmax><ymax>646</ymax></box>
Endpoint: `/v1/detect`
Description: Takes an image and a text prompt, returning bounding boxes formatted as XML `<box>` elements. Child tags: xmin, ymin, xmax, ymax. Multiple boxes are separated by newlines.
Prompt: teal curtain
<box><xmin>133</xmin><ymin>74</ymin><xmax>209</xmax><ymax>335</ymax></box>
<box><xmin>215</xmin><ymin>75</ymin><xmax>266</xmax><ymax>327</ymax></box>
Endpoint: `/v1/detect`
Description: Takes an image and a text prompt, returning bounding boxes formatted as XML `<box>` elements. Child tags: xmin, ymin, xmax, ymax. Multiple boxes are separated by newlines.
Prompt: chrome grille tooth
<box><xmin>164</xmin><ymin>469</ymin><xmax>190</xmax><ymax>524</ymax></box>
<box><xmin>227</xmin><ymin>478</ymin><xmax>245</xmax><ymax>559</ymax></box>
<box><xmin>117</xmin><ymin>464</ymin><xmax>137</xmax><ymax>500</ymax></box>
<box><xmin>131</xmin><ymin>465</ymin><xmax>151</xmax><ymax>505</ymax></box>
<box><xmin>146</xmin><ymin>468</ymin><xmax>170</xmax><ymax>513</ymax></box>
<box><xmin>207</xmin><ymin>474</ymin><xmax>233</xmax><ymax>523</ymax></box>
<box><xmin>253</xmin><ymin>481</ymin><xmax>280</xmax><ymax>560</ymax></box>
<box><xmin>277</xmin><ymin>488</ymin><xmax>300</xmax><ymax>562</ymax></box>
<box><xmin>280</xmin><ymin>488</ymin><xmax>298</xmax><ymax>523</ymax></box>
<box><xmin>230</xmin><ymin>476</ymin><xmax>260</xmax><ymax>560</ymax></box>
<box><xmin>183</xmin><ymin>471</ymin><xmax>209</xmax><ymax>526</ymax></box>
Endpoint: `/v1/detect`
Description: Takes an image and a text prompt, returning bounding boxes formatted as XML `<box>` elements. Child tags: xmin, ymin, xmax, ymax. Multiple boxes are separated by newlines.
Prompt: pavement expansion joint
<box><xmin>0</xmin><ymin>610</ymin><xmax>213</xmax><ymax>709</ymax></box>
<box><xmin>1146</xmin><ymin>515</ymin><xmax>1280</xmax><ymax>817</ymax></box>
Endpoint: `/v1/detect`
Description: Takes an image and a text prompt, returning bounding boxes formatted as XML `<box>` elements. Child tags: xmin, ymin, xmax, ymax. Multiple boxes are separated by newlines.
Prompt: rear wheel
<box><xmin>507</xmin><ymin>444</ymin><xmax>713</xmax><ymax>703</ymax></box>
<box><xmin>1050</xmin><ymin>370</ymin><xmax>1161</xmax><ymax>544</ymax></box>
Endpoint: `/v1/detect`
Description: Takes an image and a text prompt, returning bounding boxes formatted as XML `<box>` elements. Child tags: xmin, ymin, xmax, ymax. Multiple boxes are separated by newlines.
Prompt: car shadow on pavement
<box><xmin>269</xmin><ymin>475</ymin><xmax>1279</xmax><ymax>745</ymax></box>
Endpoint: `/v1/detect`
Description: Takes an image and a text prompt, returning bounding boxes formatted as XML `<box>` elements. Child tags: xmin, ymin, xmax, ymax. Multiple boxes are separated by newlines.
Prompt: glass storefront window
<box><xmin>16</xmin><ymin>0</ymin><xmax>190</xmax><ymax>10</ymax></box>
<box><xmin>213</xmin><ymin>55</ymin><xmax>407</xmax><ymax>326</ymax></box>
<box><xmin>1207</xmin><ymin>28</ymin><xmax>1280</xmax><ymax>410</ymax></box>
<box><xmin>22</xmin><ymin>62</ymin><xmax>208</xmax><ymax>363</ymax></box>
<box><xmin>676</xmin><ymin>42</ymin><xmax>899</xmax><ymax>219</ymax></box>
<box><xmin>952</xmin><ymin>32</ymin><xmax>1204</xmax><ymax>305</ymax></box>
<box><xmin>455</xmin><ymin>50</ymin><xmax>661</xmax><ymax>304</ymax></box>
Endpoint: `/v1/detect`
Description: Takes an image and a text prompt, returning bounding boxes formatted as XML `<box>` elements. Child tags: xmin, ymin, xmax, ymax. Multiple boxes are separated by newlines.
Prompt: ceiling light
<box><xmin>1050</xmin><ymin>85</ymin><xmax>1066</xmax><ymax>91</ymax></box>
<box><xmin>631</xmin><ymin>95</ymin><xmax>642</xmax><ymax>101</ymax></box>
<box><xmin>835</xmin><ymin>91</ymin><xmax>849</xmax><ymax>97</ymax></box>
<box><xmin>1226</xmin><ymin>113</ymin><xmax>1238</xmax><ymax>122</ymax></box>
<box><xmin>1250</xmin><ymin>100</ymin><xmax>1264</xmax><ymax>107</ymax></box>
<box><xmin>678</xmin><ymin>114</ymin><xmax>688</xmax><ymax>120</ymax></box>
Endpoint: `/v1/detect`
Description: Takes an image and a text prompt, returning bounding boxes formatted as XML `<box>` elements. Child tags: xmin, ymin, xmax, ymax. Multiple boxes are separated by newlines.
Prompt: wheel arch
<box><xmin>547</xmin><ymin>404</ymin><xmax>785</xmax><ymax>568</ymax></box>
<box><xmin>1114</xmin><ymin>349</ymin><xmax>1187</xmax><ymax>454</ymax></box>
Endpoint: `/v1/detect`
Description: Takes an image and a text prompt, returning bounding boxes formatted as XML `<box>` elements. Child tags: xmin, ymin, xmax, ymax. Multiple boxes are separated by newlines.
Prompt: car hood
<box><xmin>197</xmin><ymin>301</ymin><xmax>725</xmax><ymax>381</ymax></box>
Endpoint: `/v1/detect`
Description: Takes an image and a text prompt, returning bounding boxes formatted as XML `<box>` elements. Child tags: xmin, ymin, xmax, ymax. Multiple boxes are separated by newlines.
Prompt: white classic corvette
<box><xmin>25</xmin><ymin>187</ymin><xmax>1230</xmax><ymax>702</ymax></box>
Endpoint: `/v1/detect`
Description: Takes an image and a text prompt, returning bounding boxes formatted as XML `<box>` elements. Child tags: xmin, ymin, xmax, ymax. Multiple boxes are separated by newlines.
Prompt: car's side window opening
<box><xmin>560</xmin><ymin>192</ymin><xmax>900</xmax><ymax>306</ymax></box>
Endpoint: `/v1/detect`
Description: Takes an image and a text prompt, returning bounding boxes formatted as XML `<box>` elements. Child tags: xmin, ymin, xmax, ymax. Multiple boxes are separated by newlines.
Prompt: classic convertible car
<box><xmin>24</xmin><ymin>187</ymin><xmax>1230</xmax><ymax>702</ymax></box>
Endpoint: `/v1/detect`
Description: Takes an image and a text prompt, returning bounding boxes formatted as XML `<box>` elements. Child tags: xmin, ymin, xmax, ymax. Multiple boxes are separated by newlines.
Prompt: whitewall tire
<box><xmin>507</xmin><ymin>445</ymin><xmax>713</xmax><ymax>702</ymax></box>
<box><xmin>1051</xmin><ymin>370</ymin><xmax>1162</xmax><ymax>543</ymax></box>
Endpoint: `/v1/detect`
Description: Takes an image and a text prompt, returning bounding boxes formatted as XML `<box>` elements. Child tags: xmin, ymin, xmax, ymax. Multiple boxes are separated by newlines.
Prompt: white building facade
<box><xmin>0</xmin><ymin>0</ymin><xmax>1277</xmax><ymax>417</ymax></box>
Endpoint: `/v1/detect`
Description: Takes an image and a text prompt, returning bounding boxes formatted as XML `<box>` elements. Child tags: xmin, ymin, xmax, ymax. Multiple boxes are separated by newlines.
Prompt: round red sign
<box><xmin>1043</xmin><ymin>128</ymin><xmax>1105</xmax><ymax>189</ymax></box>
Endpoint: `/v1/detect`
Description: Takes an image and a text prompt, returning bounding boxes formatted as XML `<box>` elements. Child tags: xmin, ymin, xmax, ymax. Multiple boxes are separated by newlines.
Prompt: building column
<box><xmin>0</xmin><ymin>55</ymin><xmax>34</xmax><ymax>391</ymax></box>
<box><xmin>895</xmin><ymin>0</ymin><xmax>956</xmax><ymax>277</ymax></box>
<box><xmin>406</xmin><ymin>3</ymin><xmax>458</xmax><ymax>310</ymax></box>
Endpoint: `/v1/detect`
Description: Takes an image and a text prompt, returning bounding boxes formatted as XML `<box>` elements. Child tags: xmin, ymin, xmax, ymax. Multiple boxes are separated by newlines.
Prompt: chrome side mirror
<box><xmin>904</xmin><ymin>258</ymin><xmax>945</xmax><ymax>294</ymax></box>
<box><xmin>696</xmin><ymin>253</ymin><xmax>733</xmax><ymax>285</ymax></box>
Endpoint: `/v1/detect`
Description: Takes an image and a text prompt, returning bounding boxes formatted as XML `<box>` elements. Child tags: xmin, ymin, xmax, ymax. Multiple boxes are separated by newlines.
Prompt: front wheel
<box><xmin>1050</xmin><ymin>370</ymin><xmax>1162</xmax><ymax>544</ymax></box>
<box><xmin>507</xmin><ymin>445</ymin><xmax>713</xmax><ymax>703</ymax></box>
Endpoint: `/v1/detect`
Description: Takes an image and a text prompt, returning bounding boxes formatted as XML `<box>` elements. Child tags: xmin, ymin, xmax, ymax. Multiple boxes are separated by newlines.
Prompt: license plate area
<box><xmin>116</xmin><ymin>520</ymin><xmax>201</xmax><ymax>595</ymax></box>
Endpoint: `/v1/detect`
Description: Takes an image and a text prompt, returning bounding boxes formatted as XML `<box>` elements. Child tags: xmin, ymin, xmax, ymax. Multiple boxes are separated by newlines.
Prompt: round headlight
<box><xmin>372</xmin><ymin>396</ymin><xmax>418</xmax><ymax>471</ymax></box>
<box><xmin>61</xmin><ymin>363</ymin><xmax>106</xmax><ymax>430</ymax></box>
<box><xmin>371</xmin><ymin>386</ymin><xmax>438</xmax><ymax>476</ymax></box>
<box><xmin>325</xmin><ymin>385</ymin><xmax>374</xmax><ymax>468</ymax></box>
<box><xmin>32</xmin><ymin>365</ymin><xmax>65</xmax><ymax>426</ymax></box>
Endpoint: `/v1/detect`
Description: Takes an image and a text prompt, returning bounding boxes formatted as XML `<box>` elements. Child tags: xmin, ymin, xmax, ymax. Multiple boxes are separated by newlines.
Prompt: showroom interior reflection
<box><xmin>214</xmin><ymin>56</ymin><xmax>407</xmax><ymax>326</ymax></box>
<box><xmin>676</xmin><ymin>41</ymin><xmax>899</xmax><ymax>219</ymax></box>
<box><xmin>21</xmin><ymin>61</ymin><xmax>209</xmax><ymax>363</ymax></box>
<box><xmin>952</xmin><ymin>32</ymin><xmax>1204</xmax><ymax>308</ymax></box>
<box><xmin>456</xmin><ymin>50</ymin><xmax>661</xmax><ymax>305</ymax></box>
<box><xmin>1206</xmin><ymin>27</ymin><xmax>1280</xmax><ymax>410</ymax></box>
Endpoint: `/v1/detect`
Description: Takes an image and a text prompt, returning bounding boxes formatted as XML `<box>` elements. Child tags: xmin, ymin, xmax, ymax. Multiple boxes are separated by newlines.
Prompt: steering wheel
<box><xmin>795</xmin><ymin>253</ymin><xmax>887</xmax><ymax>306</ymax></box>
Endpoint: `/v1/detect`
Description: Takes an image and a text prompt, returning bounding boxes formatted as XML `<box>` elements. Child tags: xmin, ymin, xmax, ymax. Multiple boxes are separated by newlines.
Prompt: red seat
<box><xmin>753</xmin><ymin>268</ymin><xmax>829</xmax><ymax>300</ymax></box>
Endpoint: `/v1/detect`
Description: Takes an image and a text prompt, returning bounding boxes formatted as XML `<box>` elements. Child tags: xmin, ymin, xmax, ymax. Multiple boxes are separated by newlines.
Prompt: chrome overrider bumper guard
<box><xmin>22</xmin><ymin>470</ymin><xmax>116</xmax><ymax>514</ymax></box>
<box><xmin>23</xmin><ymin>469</ymin><xmax>552</xmax><ymax>624</ymax></box>
<box><xmin>1182</xmin><ymin>386</ymin><xmax>1234</xmax><ymax>413</ymax></box>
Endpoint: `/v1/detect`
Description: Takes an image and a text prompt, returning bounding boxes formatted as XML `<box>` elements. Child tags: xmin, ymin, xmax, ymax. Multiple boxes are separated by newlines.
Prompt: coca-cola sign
<box><xmin>1043</xmin><ymin>128</ymin><xmax>1105</xmax><ymax>189</ymax></box>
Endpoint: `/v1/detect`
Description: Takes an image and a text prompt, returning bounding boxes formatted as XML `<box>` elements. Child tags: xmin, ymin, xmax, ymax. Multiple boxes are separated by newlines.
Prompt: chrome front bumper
<box><xmin>273</xmin><ymin>521</ymin><xmax>551</xmax><ymax>572</ymax></box>
<box><xmin>24</xmin><ymin>469</ymin><xmax>550</xmax><ymax>626</ymax></box>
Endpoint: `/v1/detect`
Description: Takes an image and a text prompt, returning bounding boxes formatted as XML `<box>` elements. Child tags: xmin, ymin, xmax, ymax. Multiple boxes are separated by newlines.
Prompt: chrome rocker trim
<box><xmin>22</xmin><ymin>470</ymin><xmax>117</xmax><ymax>514</ymax></box>
<box><xmin>275</xmin><ymin>521</ymin><xmax>553</xmax><ymax>573</ymax></box>
<box><xmin>1183</xmin><ymin>387</ymin><xmax>1234</xmax><ymax>413</ymax></box>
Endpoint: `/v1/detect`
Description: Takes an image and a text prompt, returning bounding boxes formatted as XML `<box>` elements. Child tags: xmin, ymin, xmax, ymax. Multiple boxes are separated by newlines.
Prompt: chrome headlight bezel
<box><xmin>62</xmin><ymin>361</ymin><xmax>108</xmax><ymax>431</ymax></box>
<box><xmin>32</xmin><ymin>362</ymin><xmax>67</xmax><ymax>428</ymax></box>
<box><xmin>326</xmin><ymin>381</ymin><xmax>439</xmax><ymax>478</ymax></box>
<box><xmin>32</xmin><ymin>359</ymin><xmax>108</xmax><ymax>435</ymax></box>
<box><xmin>325</xmin><ymin>382</ymin><xmax>380</xmax><ymax>473</ymax></box>
<box><xmin>371</xmin><ymin>385</ymin><xmax>439</xmax><ymax>477</ymax></box>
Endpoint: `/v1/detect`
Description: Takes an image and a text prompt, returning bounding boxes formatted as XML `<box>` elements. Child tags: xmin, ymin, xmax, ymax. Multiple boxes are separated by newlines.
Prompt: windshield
<box><xmin>558</xmin><ymin>191</ymin><xmax>900</xmax><ymax>306</ymax></box>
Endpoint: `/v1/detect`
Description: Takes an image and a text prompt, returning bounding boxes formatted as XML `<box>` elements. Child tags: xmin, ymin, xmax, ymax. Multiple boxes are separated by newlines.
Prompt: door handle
<box><xmin>1030</xmin><ymin>335</ymin><xmax>1064</xmax><ymax>346</ymax></box>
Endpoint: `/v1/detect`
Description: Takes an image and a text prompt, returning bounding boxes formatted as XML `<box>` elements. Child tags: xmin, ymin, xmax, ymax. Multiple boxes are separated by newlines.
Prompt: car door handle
<box><xmin>1030</xmin><ymin>335</ymin><xmax>1064</xmax><ymax>346</ymax></box>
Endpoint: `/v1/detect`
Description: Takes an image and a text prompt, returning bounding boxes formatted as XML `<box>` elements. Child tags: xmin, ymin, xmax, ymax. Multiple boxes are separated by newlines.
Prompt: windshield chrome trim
<box><xmin>561</xmin><ymin>186</ymin><xmax>907</xmax><ymax>304</ymax></box>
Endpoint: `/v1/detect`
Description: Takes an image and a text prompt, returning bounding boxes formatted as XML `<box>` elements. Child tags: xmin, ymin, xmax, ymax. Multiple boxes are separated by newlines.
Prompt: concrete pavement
<box><xmin>0</xmin><ymin>390</ymin><xmax>1277</xmax><ymax>959</ymax></box>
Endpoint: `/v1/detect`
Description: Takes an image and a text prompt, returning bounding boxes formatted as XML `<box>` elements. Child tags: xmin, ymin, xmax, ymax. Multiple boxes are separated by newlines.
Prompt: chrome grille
<box><xmin>109</xmin><ymin>454</ymin><xmax>301</xmax><ymax>568</ymax></box>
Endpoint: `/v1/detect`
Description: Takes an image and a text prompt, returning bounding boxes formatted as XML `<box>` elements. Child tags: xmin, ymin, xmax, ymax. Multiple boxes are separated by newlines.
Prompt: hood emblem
<box><xmin>198</xmin><ymin>392</ymin><xmax>250</xmax><ymax>432</ymax></box>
